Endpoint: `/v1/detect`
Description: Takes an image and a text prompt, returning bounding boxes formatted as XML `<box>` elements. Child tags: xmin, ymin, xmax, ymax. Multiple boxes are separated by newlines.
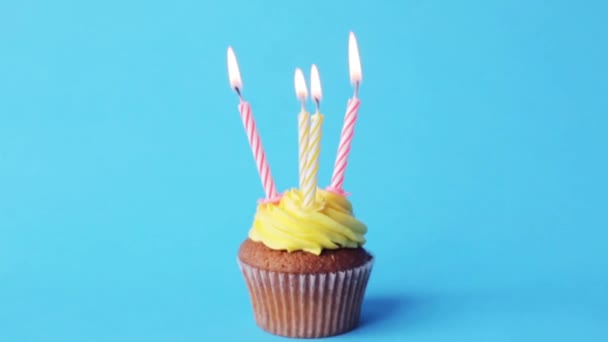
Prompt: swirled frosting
<box><xmin>248</xmin><ymin>188</ymin><xmax>367</xmax><ymax>255</ymax></box>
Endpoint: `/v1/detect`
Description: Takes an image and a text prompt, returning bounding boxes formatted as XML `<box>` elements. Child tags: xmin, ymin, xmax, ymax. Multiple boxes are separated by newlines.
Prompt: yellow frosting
<box><xmin>248</xmin><ymin>188</ymin><xmax>367</xmax><ymax>255</ymax></box>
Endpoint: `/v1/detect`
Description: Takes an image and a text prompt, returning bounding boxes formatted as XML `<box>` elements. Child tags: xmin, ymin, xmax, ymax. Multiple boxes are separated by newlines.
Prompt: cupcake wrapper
<box><xmin>238</xmin><ymin>258</ymin><xmax>374</xmax><ymax>338</ymax></box>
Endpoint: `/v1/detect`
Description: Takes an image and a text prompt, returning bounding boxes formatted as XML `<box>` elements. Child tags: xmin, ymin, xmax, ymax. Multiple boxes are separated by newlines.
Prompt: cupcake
<box><xmin>227</xmin><ymin>32</ymin><xmax>371</xmax><ymax>338</ymax></box>
<box><xmin>238</xmin><ymin>189</ymin><xmax>373</xmax><ymax>338</ymax></box>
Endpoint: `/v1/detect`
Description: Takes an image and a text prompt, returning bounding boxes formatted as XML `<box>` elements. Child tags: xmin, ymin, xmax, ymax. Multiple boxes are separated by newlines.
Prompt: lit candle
<box><xmin>328</xmin><ymin>32</ymin><xmax>362</xmax><ymax>195</ymax></box>
<box><xmin>227</xmin><ymin>47</ymin><xmax>279</xmax><ymax>202</ymax></box>
<box><xmin>294</xmin><ymin>68</ymin><xmax>310</xmax><ymax>195</ymax></box>
<box><xmin>303</xmin><ymin>64</ymin><xmax>324</xmax><ymax>208</ymax></box>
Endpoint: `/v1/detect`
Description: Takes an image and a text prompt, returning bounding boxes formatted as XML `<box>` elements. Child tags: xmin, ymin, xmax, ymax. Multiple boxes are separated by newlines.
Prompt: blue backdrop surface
<box><xmin>1</xmin><ymin>0</ymin><xmax>607</xmax><ymax>341</ymax></box>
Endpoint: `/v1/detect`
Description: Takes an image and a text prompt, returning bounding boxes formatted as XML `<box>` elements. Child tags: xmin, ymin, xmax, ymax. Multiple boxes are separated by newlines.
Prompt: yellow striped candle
<box><xmin>303</xmin><ymin>64</ymin><xmax>323</xmax><ymax>208</ymax></box>
<box><xmin>294</xmin><ymin>68</ymin><xmax>310</xmax><ymax>192</ymax></box>
<box><xmin>304</xmin><ymin>113</ymin><xmax>323</xmax><ymax>208</ymax></box>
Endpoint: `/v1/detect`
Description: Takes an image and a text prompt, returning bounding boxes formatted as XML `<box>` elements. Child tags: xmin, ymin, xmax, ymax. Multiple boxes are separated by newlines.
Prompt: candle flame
<box><xmin>227</xmin><ymin>46</ymin><xmax>243</xmax><ymax>90</ymax></box>
<box><xmin>310</xmin><ymin>64</ymin><xmax>322</xmax><ymax>102</ymax></box>
<box><xmin>294</xmin><ymin>68</ymin><xmax>308</xmax><ymax>101</ymax></box>
<box><xmin>348</xmin><ymin>32</ymin><xmax>362</xmax><ymax>85</ymax></box>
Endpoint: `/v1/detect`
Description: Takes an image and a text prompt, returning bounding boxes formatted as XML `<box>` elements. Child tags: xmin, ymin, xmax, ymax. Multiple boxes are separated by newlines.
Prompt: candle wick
<box><xmin>300</xmin><ymin>98</ymin><xmax>306</xmax><ymax>112</ymax></box>
<box><xmin>314</xmin><ymin>98</ymin><xmax>320</xmax><ymax>113</ymax></box>
<box><xmin>235</xmin><ymin>87</ymin><xmax>244</xmax><ymax>101</ymax></box>
<box><xmin>354</xmin><ymin>82</ymin><xmax>359</xmax><ymax>99</ymax></box>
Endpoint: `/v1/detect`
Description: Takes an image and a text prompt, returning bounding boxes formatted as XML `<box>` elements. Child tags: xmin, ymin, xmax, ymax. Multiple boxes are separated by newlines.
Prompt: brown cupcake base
<box><xmin>238</xmin><ymin>238</ymin><xmax>372</xmax><ymax>274</ymax></box>
<box><xmin>238</xmin><ymin>240</ymin><xmax>374</xmax><ymax>338</ymax></box>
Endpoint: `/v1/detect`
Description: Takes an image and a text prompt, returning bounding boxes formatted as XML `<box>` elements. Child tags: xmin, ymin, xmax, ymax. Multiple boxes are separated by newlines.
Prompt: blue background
<box><xmin>1</xmin><ymin>0</ymin><xmax>607</xmax><ymax>341</ymax></box>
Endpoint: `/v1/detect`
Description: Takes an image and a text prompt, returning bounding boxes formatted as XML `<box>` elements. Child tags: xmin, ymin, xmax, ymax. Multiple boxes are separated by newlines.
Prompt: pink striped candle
<box><xmin>328</xmin><ymin>32</ymin><xmax>363</xmax><ymax>195</ymax></box>
<box><xmin>227</xmin><ymin>47</ymin><xmax>280</xmax><ymax>202</ymax></box>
